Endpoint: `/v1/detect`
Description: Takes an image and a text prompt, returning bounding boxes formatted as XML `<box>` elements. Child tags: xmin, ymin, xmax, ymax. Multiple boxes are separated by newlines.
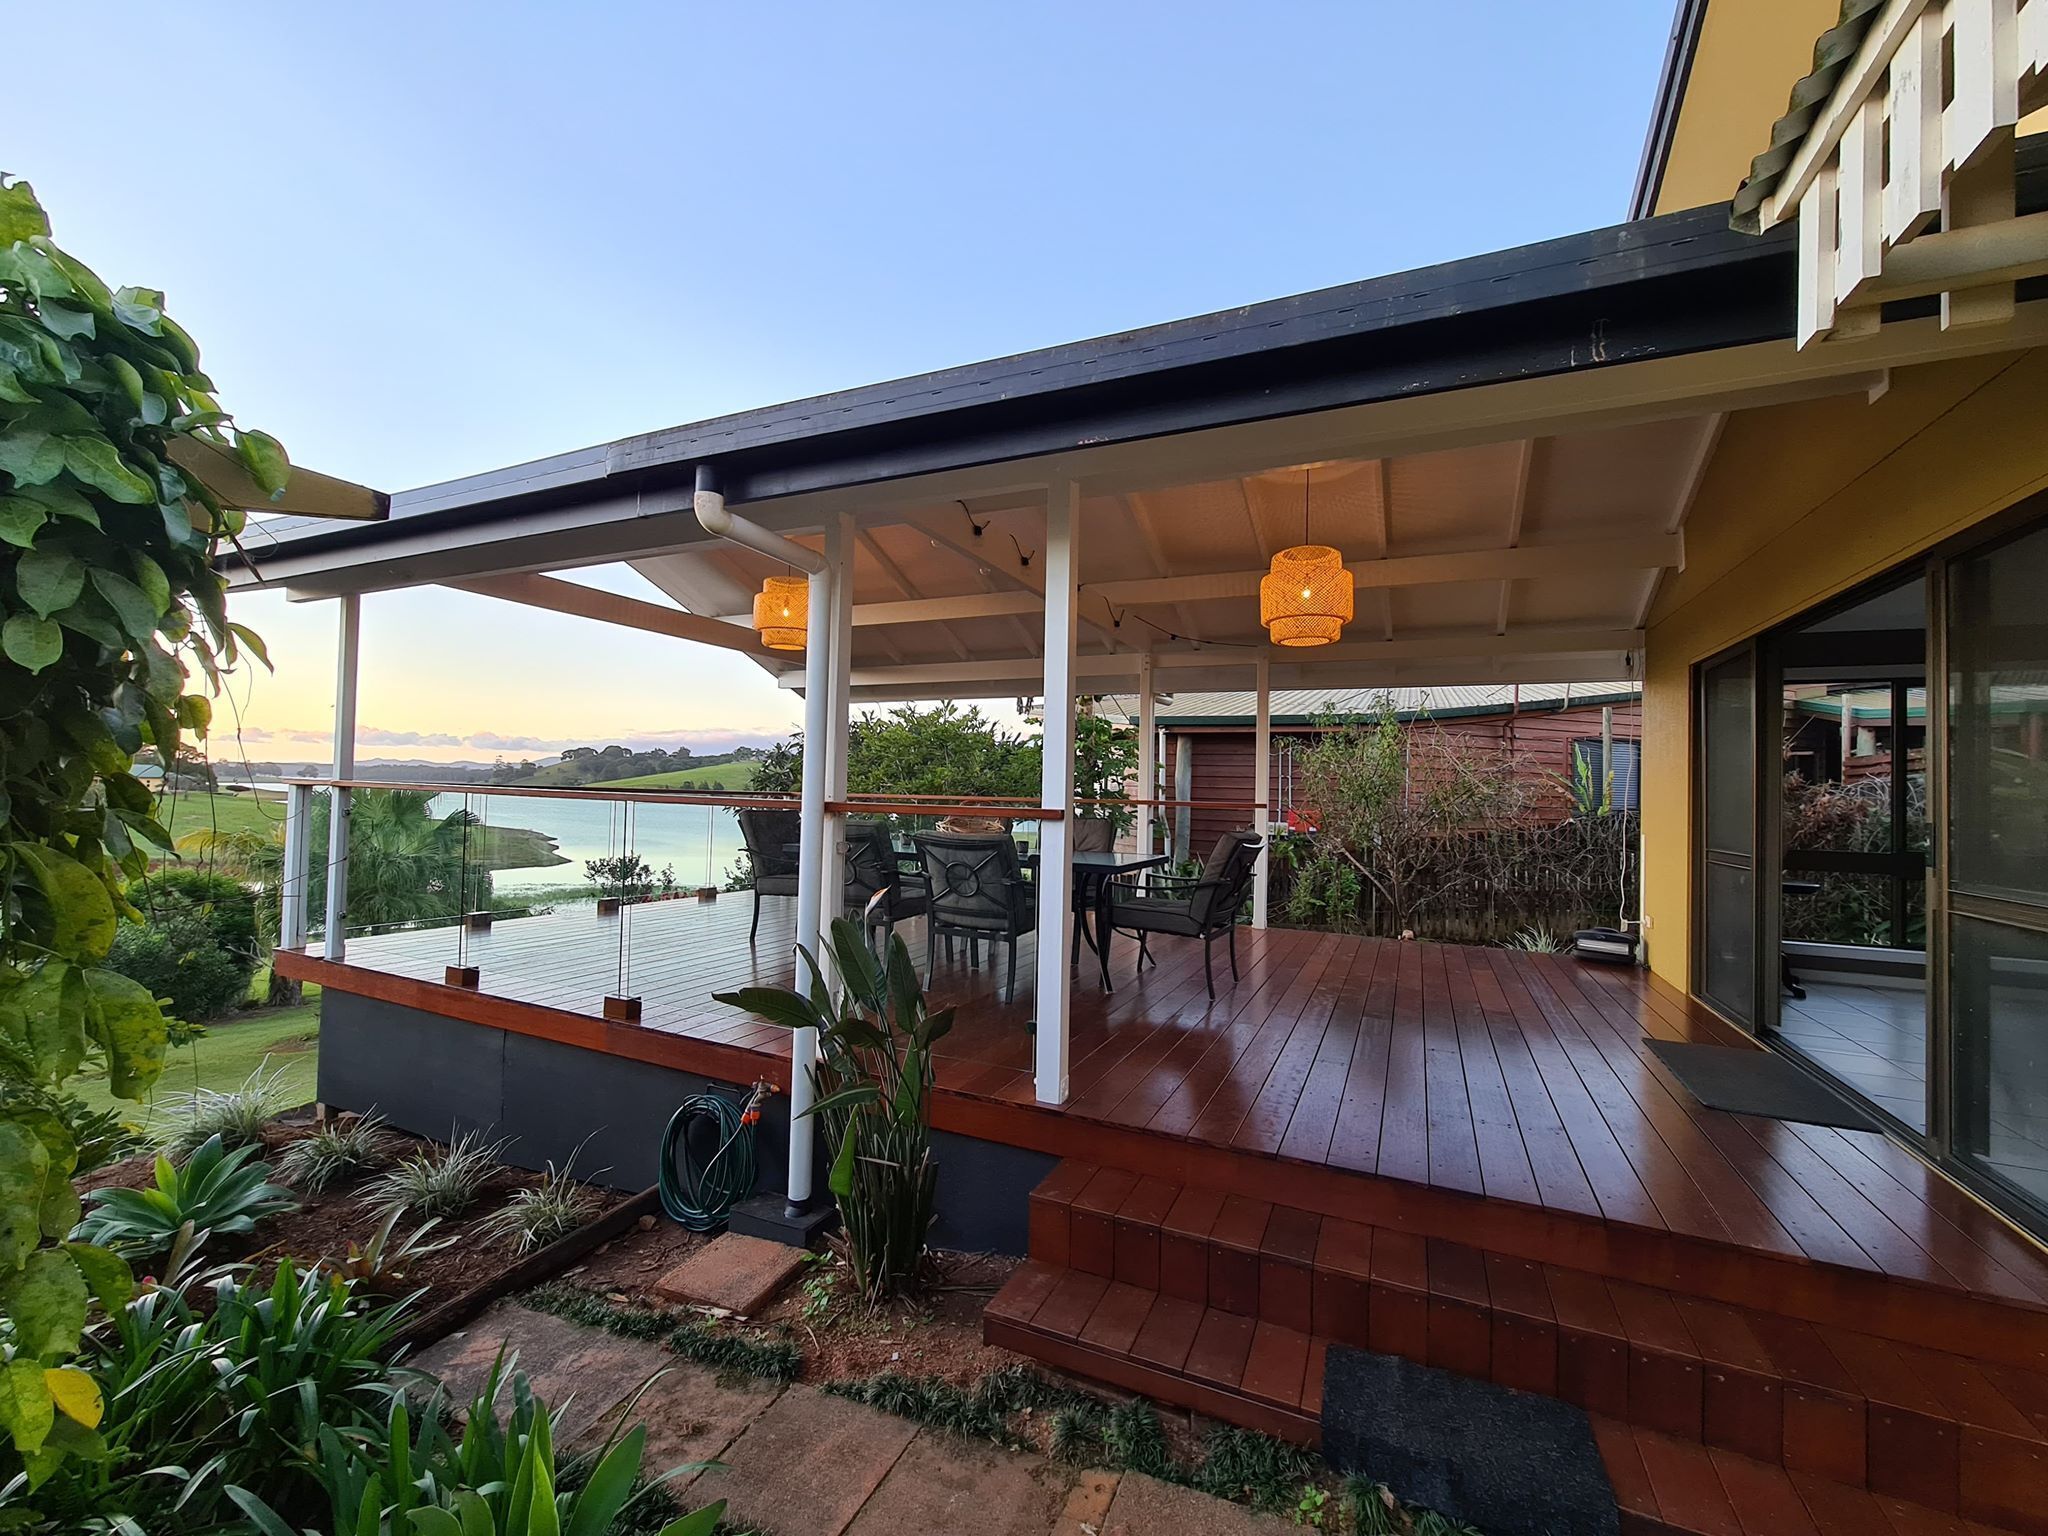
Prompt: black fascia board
<box><xmin>235</xmin><ymin>197</ymin><xmax>1797</xmax><ymax>572</ymax></box>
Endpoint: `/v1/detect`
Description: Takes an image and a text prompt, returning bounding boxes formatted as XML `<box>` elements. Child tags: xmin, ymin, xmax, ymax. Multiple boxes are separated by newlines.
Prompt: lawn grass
<box><xmin>593</xmin><ymin>761</ymin><xmax>759</xmax><ymax>791</ymax></box>
<box><xmin>71</xmin><ymin>987</ymin><xmax>322</xmax><ymax>1136</ymax></box>
<box><xmin>148</xmin><ymin>787</ymin><xmax>562</xmax><ymax>872</ymax></box>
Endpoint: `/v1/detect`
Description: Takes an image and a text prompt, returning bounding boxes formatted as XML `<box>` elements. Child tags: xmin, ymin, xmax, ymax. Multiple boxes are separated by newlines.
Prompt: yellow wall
<box><xmin>1639</xmin><ymin>348</ymin><xmax>2048</xmax><ymax>988</ymax></box>
<box><xmin>1651</xmin><ymin>0</ymin><xmax>1840</xmax><ymax>215</ymax></box>
<box><xmin>1649</xmin><ymin>0</ymin><xmax>2046</xmax><ymax>216</ymax></box>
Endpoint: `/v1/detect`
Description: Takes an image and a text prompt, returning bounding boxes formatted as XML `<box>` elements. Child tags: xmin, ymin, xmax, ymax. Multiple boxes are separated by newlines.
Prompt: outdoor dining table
<box><xmin>796</xmin><ymin>839</ymin><xmax>1169</xmax><ymax>974</ymax></box>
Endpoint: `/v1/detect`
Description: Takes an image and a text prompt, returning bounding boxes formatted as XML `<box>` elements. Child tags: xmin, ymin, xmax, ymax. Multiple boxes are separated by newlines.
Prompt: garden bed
<box><xmin>79</xmin><ymin>1112</ymin><xmax>642</xmax><ymax>1341</ymax></box>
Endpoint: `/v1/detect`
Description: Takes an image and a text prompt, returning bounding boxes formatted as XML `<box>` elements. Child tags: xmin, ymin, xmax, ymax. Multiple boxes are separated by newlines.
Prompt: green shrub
<box><xmin>131</xmin><ymin>867</ymin><xmax>260</xmax><ymax>956</ymax></box>
<box><xmin>103</xmin><ymin>893</ymin><xmax>258</xmax><ymax>1023</ymax></box>
<box><xmin>74</xmin><ymin>1132</ymin><xmax>298</xmax><ymax>1257</ymax></box>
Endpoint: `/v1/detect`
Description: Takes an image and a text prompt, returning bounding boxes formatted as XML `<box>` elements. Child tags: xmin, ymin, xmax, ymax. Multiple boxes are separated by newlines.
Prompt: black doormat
<box><xmin>1321</xmin><ymin>1347</ymin><xmax>1617</xmax><ymax>1536</ymax></box>
<box><xmin>1644</xmin><ymin>1039</ymin><xmax>1883</xmax><ymax>1132</ymax></box>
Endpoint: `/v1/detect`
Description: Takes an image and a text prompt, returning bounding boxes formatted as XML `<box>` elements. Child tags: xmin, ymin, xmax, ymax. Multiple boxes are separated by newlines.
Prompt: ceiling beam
<box><xmin>1495</xmin><ymin>439</ymin><xmax>1538</xmax><ymax>635</ymax></box>
<box><xmin>791</xmin><ymin>626</ymin><xmax>1644</xmax><ymax>690</ymax></box>
<box><xmin>902</xmin><ymin>507</ymin><xmax>1121</xmax><ymax>650</ymax></box>
<box><xmin>854</xmin><ymin>526</ymin><xmax>956</xmax><ymax>662</ymax></box>
<box><xmin>1085</xmin><ymin>533</ymin><xmax>1682</xmax><ymax>608</ymax></box>
<box><xmin>1633</xmin><ymin>412</ymin><xmax>1726</xmax><ymax>628</ymax></box>
<box><xmin>451</xmin><ymin>573</ymin><xmax>771</xmax><ymax>658</ymax></box>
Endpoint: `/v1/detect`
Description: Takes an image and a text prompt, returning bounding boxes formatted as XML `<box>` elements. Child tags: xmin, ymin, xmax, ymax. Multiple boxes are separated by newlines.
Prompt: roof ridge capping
<box><xmin>1728</xmin><ymin>0</ymin><xmax>1888</xmax><ymax>235</ymax></box>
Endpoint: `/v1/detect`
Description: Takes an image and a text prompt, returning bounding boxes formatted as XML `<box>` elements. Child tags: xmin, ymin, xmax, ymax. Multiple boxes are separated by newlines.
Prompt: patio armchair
<box><xmin>1099</xmin><ymin>830</ymin><xmax>1262</xmax><ymax>999</ymax></box>
<box><xmin>736</xmin><ymin>808</ymin><xmax>803</xmax><ymax>943</ymax></box>
<box><xmin>844</xmin><ymin>819</ymin><xmax>928</xmax><ymax>949</ymax></box>
<box><xmin>914</xmin><ymin>830</ymin><xmax>1037</xmax><ymax>1003</ymax></box>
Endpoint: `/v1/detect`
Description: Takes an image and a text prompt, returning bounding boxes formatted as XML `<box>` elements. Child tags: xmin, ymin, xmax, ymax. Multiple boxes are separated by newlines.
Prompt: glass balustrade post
<box><xmin>447</xmin><ymin>790</ymin><xmax>481</xmax><ymax>988</ymax></box>
<box><xmin>604</xmin><ymin>797</ymin><xmax>641</xmax><ymax>1022</ymax></box>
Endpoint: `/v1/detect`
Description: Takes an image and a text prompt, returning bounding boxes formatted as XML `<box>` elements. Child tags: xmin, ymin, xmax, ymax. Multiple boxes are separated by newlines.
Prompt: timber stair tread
<box><xmin>992</xmin><ymin>1160</ymin><xmax>2048</xmax><ymax>1534</ymax></box>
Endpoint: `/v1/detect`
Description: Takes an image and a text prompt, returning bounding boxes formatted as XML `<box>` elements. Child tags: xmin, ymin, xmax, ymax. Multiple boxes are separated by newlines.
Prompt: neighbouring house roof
<box><xmin>1629</xmin><ymin>0</ymin><xmax>1712</xmax><ymax>219</ymax></box>
<box><xmin>1100</xmin><ymin>682</ymin><xmax>1642</xmax><ymax>730</ymax></box>
<box><xmin>1727</xmin><ymin>0</ymin><xmax>1886</xmax><ymax>234</ymax></box>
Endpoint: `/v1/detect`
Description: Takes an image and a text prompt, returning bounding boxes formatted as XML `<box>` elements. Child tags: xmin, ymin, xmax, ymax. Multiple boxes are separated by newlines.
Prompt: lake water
<box><xmin>425</xmin><ymin>792</ymin><xmax>746</xmax><ymax>894</ymax></box>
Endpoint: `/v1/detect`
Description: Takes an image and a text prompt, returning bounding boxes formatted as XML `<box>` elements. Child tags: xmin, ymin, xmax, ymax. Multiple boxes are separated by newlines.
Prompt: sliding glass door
<box><xmin>1946</xmin><ymin>518</ymin><xmax>2048</xmax><ymax>1218</ymax></box>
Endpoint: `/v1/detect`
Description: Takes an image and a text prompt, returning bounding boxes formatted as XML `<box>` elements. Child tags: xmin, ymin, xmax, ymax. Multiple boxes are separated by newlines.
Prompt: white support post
<box><xmin>820</xmin><ymin>513</ymin><xmax>855</xmax><ymax>939</ymax></box>
<box><xmin>1252</xmin><ymin>655</ymin><xmax>1271</xmax><ymax>930</ymax></box>
<box><xmin>1034</xmin><ymin>480</ymin><xmax>1081</xmax><ymax>1106</ymax></box>
<box><xmin>1135</xmin><ymin>652</ymin><xmax>1156</xmax><ymax>859</ymax></box>
<box><xmin>789</xmin><ymin>551</ymin><xmax>834</xmax><ymax>1213</ymax></box>
<box><xmin>322</xmin><ymin>595</ymin><xmax>360</xmax><ymax>961</ymax></box>
<box><xmin>279</xmin><ymin>782</ymin><xmax>312</xmax><ymax>953</ymax></box>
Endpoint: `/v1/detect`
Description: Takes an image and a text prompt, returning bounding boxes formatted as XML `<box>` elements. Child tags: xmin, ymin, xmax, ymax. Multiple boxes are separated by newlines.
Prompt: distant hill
<box><xmin>514</xmin><ymin>746</ymin><xmax>758</xmax><ymax>788</ymax></box>
<box><xmin>593</xmin><ymin>761</ymin><xmax>759</xmax><ymax>791</ymax></box>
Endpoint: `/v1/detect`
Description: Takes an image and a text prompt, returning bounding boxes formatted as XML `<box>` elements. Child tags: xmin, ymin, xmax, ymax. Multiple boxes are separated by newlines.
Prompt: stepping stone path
<box><xmin>652</xmin><ymin>1232</ymin><xmax>808</xmax><ymax>1316</ymax></box>
<box><xmin>413</xmin><ymin>1299</ymin><xmax>1296</xmax><ymax>1536</ymax></box>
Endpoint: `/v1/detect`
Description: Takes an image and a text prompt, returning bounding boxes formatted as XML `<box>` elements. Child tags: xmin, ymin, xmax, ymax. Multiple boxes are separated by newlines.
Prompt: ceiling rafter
<box><xmin>1632</xmin><ymin>412</ymin><xmax>1724</xmax><ymax>629</ymax></box>
<box><xmin>1495</xmin><ymin>438</ymin><xmax>1539</xmax><ymax>636</ymax></box>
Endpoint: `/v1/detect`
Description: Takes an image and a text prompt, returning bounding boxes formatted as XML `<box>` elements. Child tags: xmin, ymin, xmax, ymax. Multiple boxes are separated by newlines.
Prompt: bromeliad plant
<box><xmin>715</xmin><ymin>916</ymin><xmax>949</xmax><ymax>1303</ymax></box>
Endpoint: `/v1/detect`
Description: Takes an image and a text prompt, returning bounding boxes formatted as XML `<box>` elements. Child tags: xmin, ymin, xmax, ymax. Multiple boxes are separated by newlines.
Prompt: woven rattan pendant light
<box><xmin>753</xmin><ymin>573</ymin><xmax>807</xmax><ymax>651</ymax></box>
<box><xmin>1259</xmin><ymin>469</ymin><xmax>1353</xmax><ymax>646</ymax></box>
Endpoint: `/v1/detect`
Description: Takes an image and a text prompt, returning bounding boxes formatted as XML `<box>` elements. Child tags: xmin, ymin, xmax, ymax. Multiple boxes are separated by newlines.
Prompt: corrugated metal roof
<box><xmin>1100</xmin><ymin>682</ymin><xmax>1641</xmax><ymax>728</ymax></box>
<box><xmin>1729</xmin><ymin>0</ymin><xmax>1885</xmax><ymax>234</ymax></box>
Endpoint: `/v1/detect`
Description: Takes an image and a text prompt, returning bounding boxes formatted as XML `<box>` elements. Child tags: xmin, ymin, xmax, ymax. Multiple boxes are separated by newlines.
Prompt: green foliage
<box><xmin>158</xmin><ymin>1059</ymin><xmax>292</xmax><ymax>1156</ymax></box>
<box><xmin>365</xmin><ymin>1127</ymin><xmax>504</xmax><ymax>1219</ymax></box>
<box><xmin>305</xmin><ymin>789</ymin><xmax>494</xmax><ymax>932</ymax></box>
<box><xmin>715</xmin><ymin>918</ymin><xmax>947</xmax><ymax>1302</ymax></box>
<box><xmin>1507</xmin><ymin>925</ymin><xmax>1570</xmax><ymax>954</ymax></box>
<box><xmin>227</xmin><ymin>1354</ymin><xmax>724</xmax><ymax>1536</ymax></box>
<box><xmin>748</xmin><ymin>703</ymin><xmax>1042</xmax><ymax>806</ymax></box>
<box><xmin>102</xmin><ymin>890</ymin><xmax>258</xmax><ymax>1024</ymax></box>
<box><xmin>0</xmin><ymin>175</ymin><xmax>282</xmax><ymax>1480</ymax></box>
<box><xmin>28</xmin><ymin>1260</ymin><xmax>412</xmax><ymax>1530</ymax></box>
<box><xmin>278</xmin><ymin>1109</ymin><xmax>393</xmax><ymax>1193</ymax></box>
<box><xmin>583</xmin><ymin>853</ymin><xmax>678</xmax><ymax>901</ymax></box>
<box><xmin>522</xmin><ymin>1282</ymin><xmax>804</xmax><ymax>1383</ymax></box>
<box><xmin>1058</xmin><ymin>706</ymin><xmax>1139</xmax><ymax>834</ymax></box>
<box><xmin>72</xmin><ymin>1133</ymin><xmax>297</xmax><ymax>1257</ymax></box>
<box><xmin>129</xmin><ymin>866</ymin><xmax>258</xmax><ymax>954</ymax></box>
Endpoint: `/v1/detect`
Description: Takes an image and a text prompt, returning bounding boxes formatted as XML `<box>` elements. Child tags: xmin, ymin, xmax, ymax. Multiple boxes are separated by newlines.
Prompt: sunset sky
<box><xmin>12</xmin><ymin>3</ymin><xmax>1669</xmax><ymax>766</ymax></box>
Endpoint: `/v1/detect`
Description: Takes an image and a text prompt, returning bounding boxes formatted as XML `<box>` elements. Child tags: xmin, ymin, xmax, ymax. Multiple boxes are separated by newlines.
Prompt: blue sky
<box><xmin>11</xmin><ymin>2</ymin><xmax>1673</xmax><ymax>764</ymax></box>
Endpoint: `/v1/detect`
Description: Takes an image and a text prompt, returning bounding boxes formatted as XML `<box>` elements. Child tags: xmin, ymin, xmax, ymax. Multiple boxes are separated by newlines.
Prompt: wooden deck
<box><xmin>277</xmin><ymin>892</ymin><xmax>2048</xmax><ymax>1358</ymax></box>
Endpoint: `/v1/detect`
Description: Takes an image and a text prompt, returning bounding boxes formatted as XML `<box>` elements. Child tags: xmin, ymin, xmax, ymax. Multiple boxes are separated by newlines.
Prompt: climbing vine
<box><xmin>0</xmin><ymin>173</ymin><xmax>283</xmax><ymax>1483</ymax></box>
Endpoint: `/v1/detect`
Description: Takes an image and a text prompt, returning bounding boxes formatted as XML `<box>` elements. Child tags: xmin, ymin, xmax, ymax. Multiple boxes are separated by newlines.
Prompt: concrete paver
<box><xmin>691</xmin><ymin>1384</ymin><xmax>920</xmax><ymax>1536</ymax></box>
<box><xmin>846</xmin><ymin>1428</ymin><xmax>1077</xmax><ymax>1536</ymax></box>
<box><xmin>410</xmin><ymin>1301</ymin><xmax>671</xmax><ymax>1442</ymax></box>
<box><xmin>653</xmin><ymin>1232</ymin><xmax>806</xmax><ymax>1316</ymax></box>
<box><xmin>1100</xmin><ymin>1471</ymin><xmax>1295</xmax><ymax>1536</ymax></box>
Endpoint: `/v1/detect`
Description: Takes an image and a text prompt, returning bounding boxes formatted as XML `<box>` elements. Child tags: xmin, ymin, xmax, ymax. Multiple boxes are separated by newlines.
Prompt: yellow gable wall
<box><xmin>1652</xmin><ymin>0</ymin><xmax>1840</xmax><ymax>215</ymax></box>
<box><xmin>1650</xmin><ymin>0</ymin><xmax>2047</xmax><ymax>216</ymax></box>
<box><xmin>1639</xmin><ymin>347</ymin><xmax>2048</xmax><ymax>989</ymax></box>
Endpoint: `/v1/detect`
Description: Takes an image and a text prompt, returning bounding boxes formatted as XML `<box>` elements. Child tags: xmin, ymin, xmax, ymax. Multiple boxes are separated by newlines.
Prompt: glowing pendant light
<box><xmin>753</xmin><ymin>573</ymin><xmax>807</xmax><ymax>651</ymax></box>
<box><xmin>1259</xmin><ymin>470</ymin><xmax>1353</xmax><ymax>647</ymax></box>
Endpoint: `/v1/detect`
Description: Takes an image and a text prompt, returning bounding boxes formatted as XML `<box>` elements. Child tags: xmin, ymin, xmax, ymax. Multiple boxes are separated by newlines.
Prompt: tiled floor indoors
<box><xmin>1776</xmin><ymin>974</ymin><xmax>1929</xmax><ymax>1131</ymax></box>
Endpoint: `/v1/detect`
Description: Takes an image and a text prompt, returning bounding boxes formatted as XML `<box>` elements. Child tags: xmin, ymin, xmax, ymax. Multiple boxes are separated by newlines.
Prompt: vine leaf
<box><xmin>2</xmin><ymin>613</ymin><xmax>62</xmax><ymax>674</ymax></box>
<box><xmin>15</xmin><ymin>550</ymin><xmax>84</xmax><ymax>619</ymax></box>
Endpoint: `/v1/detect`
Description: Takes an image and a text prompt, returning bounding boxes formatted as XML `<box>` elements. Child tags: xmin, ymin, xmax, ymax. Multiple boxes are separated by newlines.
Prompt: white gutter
<box><xmin>692</xmin><ymin>467</ymin><xmax>825</xmax><ymax>574</ymax></box>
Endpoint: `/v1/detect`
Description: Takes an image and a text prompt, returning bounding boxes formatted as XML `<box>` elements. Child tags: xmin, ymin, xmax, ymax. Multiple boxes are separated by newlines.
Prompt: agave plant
<box><xmin>715</xmin><ymin>915</ymin><xmax>949</xmax><ymax>1302</ymax></box>
<box><xmin>73</xmin><ymin>1133</ymin><xmax>299</xmax><ymax>1257</ymax></box>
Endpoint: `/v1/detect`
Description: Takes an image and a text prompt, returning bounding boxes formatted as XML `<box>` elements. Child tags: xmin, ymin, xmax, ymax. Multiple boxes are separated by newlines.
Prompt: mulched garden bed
<box><xmin>78</xmin><ymin>1110</ymin><xmax>640</xmax><ymax>1332</ymax></box>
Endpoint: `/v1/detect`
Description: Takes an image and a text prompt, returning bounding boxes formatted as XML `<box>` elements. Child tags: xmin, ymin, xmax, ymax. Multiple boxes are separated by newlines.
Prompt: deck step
<box><xmin>1008</xmin><ymin>1160</ymin><xmax>2048</xmax><ymax>1531</ymax></box>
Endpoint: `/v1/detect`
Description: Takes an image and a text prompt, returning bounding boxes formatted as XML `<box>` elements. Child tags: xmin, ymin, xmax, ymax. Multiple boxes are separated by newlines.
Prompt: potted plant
<box><xmin>1072</xmin><ymin>709</ymin><xmax>1140</xmax><ymax>853</ymax></box>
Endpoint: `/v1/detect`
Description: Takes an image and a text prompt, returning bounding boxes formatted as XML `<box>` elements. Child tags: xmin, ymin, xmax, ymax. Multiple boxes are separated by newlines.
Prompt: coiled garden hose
<box><xmin>658</xmin><ymin>1081</ymin><xmax>774</xmax><ymax>1232</ymax></box>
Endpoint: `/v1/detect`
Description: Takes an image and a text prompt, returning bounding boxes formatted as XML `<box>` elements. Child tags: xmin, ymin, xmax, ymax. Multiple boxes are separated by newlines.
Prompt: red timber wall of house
<box><xmin>1164</xmin><ymin>701</ymin><xmax>1642</xmax><ymax>857</ymax></box>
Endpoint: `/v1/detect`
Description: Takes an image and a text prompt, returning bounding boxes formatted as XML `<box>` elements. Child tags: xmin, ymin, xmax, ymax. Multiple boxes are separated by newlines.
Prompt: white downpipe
<box><xmin>694</xmin><ymin>472</ymin><xmax>829</xmax><ymax>1214</ymax></box>
<box><xmin>323</xmin><ymin>593</ymin><xmax>360</xmax><ymax>960</ymax></box>
<box><xmin>1252</xmin><ymin>654</ymin><xmax>1271</xmax><ymax>930</ymax></box>
<box><xmin>1135</xmin><ymin>653</ymin><xmax>1156</xmax><ymax>860</ymax></box>
<box><xmin>1035</xmin><ymin>480</ymin><xmax>1080</xmax><ymax>1105</ymax></box>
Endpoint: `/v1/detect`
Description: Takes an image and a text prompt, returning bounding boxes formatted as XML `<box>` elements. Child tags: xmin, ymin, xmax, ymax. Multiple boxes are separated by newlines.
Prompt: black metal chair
<box><xmin>736</xmin><ymin>808</ymin><xmax>802</xmax><ymax>944</ymax></box>
<box><xmin>914</xmin><ymin>830</ymin><xmax>1037</xmax><ymax>1003</ymax></box>
<box><xmin>1099</xmin><ymin>830</ymin><xmax>1262</xmax><ymax>999</ymax></box>
<box><xmin>844</xmin><ymin>820</ymin><xmax>927</xmax><ymax>950</ymax></box>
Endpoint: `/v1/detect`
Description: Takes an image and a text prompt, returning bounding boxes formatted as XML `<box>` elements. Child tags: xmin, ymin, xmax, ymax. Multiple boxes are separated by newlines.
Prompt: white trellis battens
<box><xmin>1762</xmin><ymin>0</ymin><xmax>2048</xmax><ymax>347</ymax></box>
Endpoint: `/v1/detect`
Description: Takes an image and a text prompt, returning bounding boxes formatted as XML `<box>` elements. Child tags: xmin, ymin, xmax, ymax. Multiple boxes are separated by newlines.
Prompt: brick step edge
<box><xmin>987</xmin><ymin>1261</ymin><xmax>2047</xmax><ymax>1536</ymax></box>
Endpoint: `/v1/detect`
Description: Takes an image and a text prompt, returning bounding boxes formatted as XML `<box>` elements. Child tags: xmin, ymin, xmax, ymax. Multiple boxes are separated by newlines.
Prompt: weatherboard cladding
<box><xmin>1103</xmin><ymin>683</ymin><xmax>1641</xmax><ymax>729</ymax></box>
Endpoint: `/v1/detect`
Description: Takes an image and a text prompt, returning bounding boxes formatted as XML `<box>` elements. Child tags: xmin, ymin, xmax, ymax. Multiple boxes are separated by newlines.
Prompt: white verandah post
<box><xmin>278</xmin><ymin>782</ymin><xmax>312</xmax><ymax>954</ymax></box>
<box><xmin>1135</xmin><ymin>652</ymin><xmax>1156</xmax><ymax>859</ymax></box>
<box><xmin>323</xmin><ymin>593</ymin><xmax>360</xmax><ymax>961</ymax></box>
<box><xmin>820</xmin><ymin>512</ymin><xmax>854</xmax><ymax>943</ymax></box>
<box><xmin>789</xmin><ymin>542</ymin><xmax>835</xmax><ymax>1213</ymax></box>
<box><xmin>1252</xmin><ymin>654</ymin><xmax>1271</xmax><ymax>929</ymax></box>
<box><xmin>1034</xmin><ymin>479</ymin><xmax>1081</xmax><ymax>1105</ymax></box>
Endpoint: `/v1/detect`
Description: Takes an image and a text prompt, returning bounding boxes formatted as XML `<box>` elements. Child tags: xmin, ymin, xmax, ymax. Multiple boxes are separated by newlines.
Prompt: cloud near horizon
<box><xmin>225</xmin><ymin>722</ymin><xmax>792</xmax><ymax>757</ymax></box>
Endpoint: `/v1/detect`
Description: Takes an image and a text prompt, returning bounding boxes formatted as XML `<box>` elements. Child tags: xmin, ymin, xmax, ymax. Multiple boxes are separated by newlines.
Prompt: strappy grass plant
<box><xmin>716</xmin><ymin>915</ymin><xmax>949</xmax><ymax>1302</ymax></box>
<box><xmin>476</xmin><ymin>1154</ymin><xmax>599</xmax><ymax>1254</ymax></box>
<box><xmin>365</xmin><ymin>1127</ymin><xmax>505</xmax><ymax>1219</ymax></box>
<box><xmin>279</xmin><ymin>1108</ymin><xmax>394</xmax><ymax>1192</ymax></box>
<box><xmin>159</xmin><ymin>1060</ymin><xmax>293</xmax><ymax>1158</ymax></box>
